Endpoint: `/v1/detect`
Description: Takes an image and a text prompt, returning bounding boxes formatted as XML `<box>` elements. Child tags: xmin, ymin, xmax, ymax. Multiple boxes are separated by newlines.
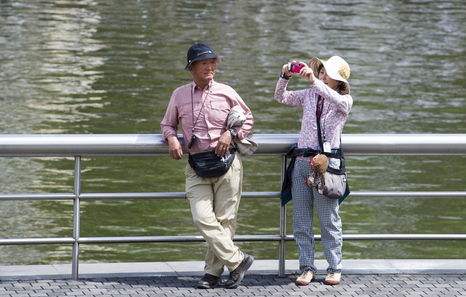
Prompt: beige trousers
<box><xmin>185</xmin><ymin>154</ymin><xmax>244</xmax><ymax>277</ymax></box>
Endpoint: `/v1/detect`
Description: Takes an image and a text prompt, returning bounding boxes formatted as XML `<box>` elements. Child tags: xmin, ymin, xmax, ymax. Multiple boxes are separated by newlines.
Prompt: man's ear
<box><xmin>188</xmin><ymin>62</ymin><xmax>195</xmax><ymax>72</ymax></box>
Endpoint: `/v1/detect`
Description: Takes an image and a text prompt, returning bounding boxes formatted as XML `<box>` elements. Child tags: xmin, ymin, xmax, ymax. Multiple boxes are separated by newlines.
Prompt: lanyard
<box><xmin>190</xmin><ymin>84</ymin><xmax>210</xmax><ymax>134</ymax></box>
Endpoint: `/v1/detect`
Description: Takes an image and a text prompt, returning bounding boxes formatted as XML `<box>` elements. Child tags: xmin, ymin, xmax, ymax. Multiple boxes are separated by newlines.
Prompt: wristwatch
<box><xmin>280</xmin><ymin>72</ymin><xmax>291</xmax><ymax>80</ymax></box>
<box><xmin>229</xmin><ymin>128</ymin><xmax>238</xmax><ymax>139</ymax></box>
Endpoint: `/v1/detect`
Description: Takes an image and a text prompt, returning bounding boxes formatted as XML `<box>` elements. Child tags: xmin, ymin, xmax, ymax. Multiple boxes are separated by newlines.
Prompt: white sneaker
<box><xmin>295</xmin><ymin>269</ymin><xmax>314</xmax><ymax>286</ymax></box>
<box><xmin>324</xmin><ymin>272</ymin><xmax>341</xmax><ymax>285</ymax></box>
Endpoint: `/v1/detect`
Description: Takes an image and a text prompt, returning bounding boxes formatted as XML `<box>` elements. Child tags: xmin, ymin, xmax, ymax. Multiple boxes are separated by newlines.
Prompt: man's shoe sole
<box><xmin>225</xmin><ymin>255</ymin><xmax>254</xmax><ymax>289</ymax></box>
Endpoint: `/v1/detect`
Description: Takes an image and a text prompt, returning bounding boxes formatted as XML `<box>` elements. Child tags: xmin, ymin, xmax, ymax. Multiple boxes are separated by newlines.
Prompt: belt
<box><xmin>289</xmin><ymin>147</ymin><xmax>319</xmax><ymax>158</ymax></box>
<box><xmin>286</xmin><ymin>145</ymin><xmax>343</xmax><ymax>159</ymax></box>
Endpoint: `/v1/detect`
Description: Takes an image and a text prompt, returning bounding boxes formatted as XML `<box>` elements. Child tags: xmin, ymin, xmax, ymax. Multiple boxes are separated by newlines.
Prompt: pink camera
<box><xmin>290</xmin><ymin>62</ymin><xmax>304</xmax><ymax>73</ymax></box>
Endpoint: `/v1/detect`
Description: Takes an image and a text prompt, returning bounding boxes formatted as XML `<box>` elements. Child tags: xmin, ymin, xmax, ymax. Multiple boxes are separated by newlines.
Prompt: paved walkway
<box><xmin>0</xmin><ymin>260</ymin><xmax>465</xmax><ymax>296</ymax></box>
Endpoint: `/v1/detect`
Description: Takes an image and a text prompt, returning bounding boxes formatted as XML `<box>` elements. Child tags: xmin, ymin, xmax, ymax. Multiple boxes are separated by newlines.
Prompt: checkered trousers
<box><xmin>291</xmin><ymin>159</ymin><xmax>343</xmax><ymax>274</ymax></box>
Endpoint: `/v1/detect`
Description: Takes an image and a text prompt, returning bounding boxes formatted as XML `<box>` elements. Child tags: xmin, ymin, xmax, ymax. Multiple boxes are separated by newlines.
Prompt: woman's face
<box><xmin>319</xmin><ymin>67</ymin><xmax>340</xmax><ymax>90</ymax></box>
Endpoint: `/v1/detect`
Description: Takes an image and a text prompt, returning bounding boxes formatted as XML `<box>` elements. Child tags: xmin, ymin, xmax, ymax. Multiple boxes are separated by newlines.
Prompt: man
<box><xmin>160</xmin><ymin>43</ymin><xmax>254</xmax><ymax>289</ymax></box>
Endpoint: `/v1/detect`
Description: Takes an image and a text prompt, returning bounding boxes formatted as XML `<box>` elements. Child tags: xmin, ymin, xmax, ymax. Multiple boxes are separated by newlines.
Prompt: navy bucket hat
<box><xmin>185</xmin><ymin>43</ymin><xmax>221</xmax><ymax>70</ymax></box>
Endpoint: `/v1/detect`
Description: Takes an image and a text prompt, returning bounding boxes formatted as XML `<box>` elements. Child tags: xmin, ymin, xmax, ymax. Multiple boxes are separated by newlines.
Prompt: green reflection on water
<box><xmin>0</xmin><ymin>0</ymin><xmax>465</xmax><ymax>264</ymax></box>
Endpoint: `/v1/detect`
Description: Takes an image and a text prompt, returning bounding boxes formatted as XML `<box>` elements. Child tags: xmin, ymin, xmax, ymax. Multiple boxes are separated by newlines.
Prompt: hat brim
<box><xmin>185</xmin><ymin>55</ymin><xmax>221</xmax><ymax>70</ymax></box>
<box><xmin>309</xmin><ymin>57</ymin><xmax>348</xmax><ymax>84</ymax></box>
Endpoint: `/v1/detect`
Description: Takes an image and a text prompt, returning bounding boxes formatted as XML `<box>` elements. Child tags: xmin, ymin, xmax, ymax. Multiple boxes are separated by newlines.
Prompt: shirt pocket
<box><xmin>208</xmin><ymin>100</ymin><xmax>230</xmax><ymax>125</ymax></box>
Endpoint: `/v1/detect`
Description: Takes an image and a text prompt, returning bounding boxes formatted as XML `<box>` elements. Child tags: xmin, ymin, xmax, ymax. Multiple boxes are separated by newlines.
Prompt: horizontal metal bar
<box><xmin>343</xmin><ymin>134</ymin><xmax>466</xmax><ymax>155</ymax></box>
<box><xmin>0</xmin><ymin>238</ymin><xmax>75</xmax><ymax>245</ymax></box>
<box><xmin>286</xmin><ymin>234</ymin><xmax>466</xmax><ymax>241</ymax></box>
<box><xmin>340</xmin><ymin>234</ymin><xmax>466</xmax><ymax>240</ymax></box>
<box><xmin>79</xmin><ymin>235</ymin><xmax>284</xmax><ymax>244</ymax></box>
<box><xmin>4</xmin><ymin>233</ymin><xmax>462</xmax><ymax>246</ymax></box>
<box><xmin>349</xmin><ymin>192</ymin><xmax>466</xmax><ymax>199</ymax></box>
<box><xmin>0</xmin><ymin>193</ymin><xmax>77</xmax><ymax>201</ymax></box>
<box><xmin>1</xmin><ymin>191</ymin><xmax>465</xmax><ymax>201</ymax></box>
<box><xmin>0</xmin><ymin>134</ymin><xmax>165</xmax><ymax>157</ymax></box>
<box><xmin>79</xmin><ymin>236</ymin><xmax>206</xmax><ymax>243</ymax></box>
<box><xmin>0</xmin><ymin>134</ymin><xmax>464</xmax><ymax>156</ymax></box>
<box><xmin>237</xmin><ymin>191</ymin><xmax>281</xmax><ymax>199</ymax></box>
<box><xmin>79</xmin><ymin>192</ymin><xmax>187</xmax><ymax>200</ymax></box>
<box><xmin>77</xmin><ymin>234</ymin><xmax>465</xmax><ymax>244</ymax></box>
<box><xmin>79</xmin><ymin>191</ymin><xmax>281</xmax><ymax>200</ymax></box>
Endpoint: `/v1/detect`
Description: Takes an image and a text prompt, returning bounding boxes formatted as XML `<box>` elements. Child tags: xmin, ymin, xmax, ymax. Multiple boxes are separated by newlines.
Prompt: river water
<box><xmin>0</xmin><ymin>0</ymin><xmax>465</xmax><ymax>265</ymax></box>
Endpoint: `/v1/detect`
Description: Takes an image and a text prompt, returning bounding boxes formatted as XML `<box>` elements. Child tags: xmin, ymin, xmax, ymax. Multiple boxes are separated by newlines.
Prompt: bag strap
<box><xmin>316</xmin><ymin>95</ymin><xmax>346</xmax><ymax>172</ymax></box>
<box><xmin>316</xmin><ymin>95</ymin><xmax>325</xmax><ymax>152</ymax></box>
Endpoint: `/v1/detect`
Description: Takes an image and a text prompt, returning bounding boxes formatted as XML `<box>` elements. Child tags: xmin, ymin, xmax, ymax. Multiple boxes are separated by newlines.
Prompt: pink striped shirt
<box><xmin>161</xmin><ymin>80</ymin><xmax>254</xmax><ymax>153</ymax></box>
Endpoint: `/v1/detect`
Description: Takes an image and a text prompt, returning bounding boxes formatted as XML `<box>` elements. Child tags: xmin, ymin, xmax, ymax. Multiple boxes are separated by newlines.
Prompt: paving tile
<box><xmin>0</xmin><ymin>260</ymin><xmax>465</xmax><ymax>296</ymax></box>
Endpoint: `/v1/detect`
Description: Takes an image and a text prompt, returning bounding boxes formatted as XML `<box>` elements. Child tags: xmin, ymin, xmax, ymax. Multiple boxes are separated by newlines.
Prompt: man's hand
<box><xmin>167</xmin><ymin>135</ymin><xmax>183</xmax><ymax>160</ymax></box>
<box><xmin>215</xmin><ymin>131</ymin><xmax>232</xmax><ymax>157</ymax></box>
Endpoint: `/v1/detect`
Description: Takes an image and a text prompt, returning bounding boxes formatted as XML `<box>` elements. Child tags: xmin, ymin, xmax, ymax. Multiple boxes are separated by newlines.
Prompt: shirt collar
<box><xmin>192</xmin><ymin>80</ymin><xmax>215</xmax><ymax>92</ymax></box>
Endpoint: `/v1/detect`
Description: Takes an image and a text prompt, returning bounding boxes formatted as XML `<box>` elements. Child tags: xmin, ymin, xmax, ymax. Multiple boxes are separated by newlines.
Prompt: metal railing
<box><xmin>0</xmin><ymin>134</ymin><xmax>465</xmax><ymax>279</ymax></box>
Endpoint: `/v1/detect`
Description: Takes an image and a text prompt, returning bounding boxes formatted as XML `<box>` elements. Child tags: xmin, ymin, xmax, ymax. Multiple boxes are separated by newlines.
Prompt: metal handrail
<box><xmin>0</xmin><ymin>134</ymin><xmax>465</xmax><ymax>280</ymax></box>
<box><xmin>0</xmin><ymin>133</ymin><xmax>465</xmax><ymax>156</ymax></box>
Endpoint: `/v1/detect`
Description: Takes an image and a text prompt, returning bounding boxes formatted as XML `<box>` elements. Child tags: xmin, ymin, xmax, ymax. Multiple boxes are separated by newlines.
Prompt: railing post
<box><xmin>71</xmin><ymin>156</ymin><xmax>82</xmax><ymax>280</ymax></box>
<box><xmin>278</xmin><ymin>155</ymin><xmax>287</xmax><ymax>277</ymax></box>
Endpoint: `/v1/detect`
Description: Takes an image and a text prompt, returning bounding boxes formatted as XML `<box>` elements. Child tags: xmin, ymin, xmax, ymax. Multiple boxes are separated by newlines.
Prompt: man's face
<box><xmin>190</xmin><ymin>58</ymin><xmax>217</xmax><ymax>83</ymax></box>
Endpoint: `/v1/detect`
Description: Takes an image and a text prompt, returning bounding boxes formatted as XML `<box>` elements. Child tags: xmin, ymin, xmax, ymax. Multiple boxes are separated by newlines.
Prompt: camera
<box><xmin>290</xmin><ymin>62</ymin><xmax>304</xmax><ymax>73</ymax></box>
<box><xmin>188</xmin><ymin>135</ymin><xmax>197</xmax><ymax>149</ymax></box>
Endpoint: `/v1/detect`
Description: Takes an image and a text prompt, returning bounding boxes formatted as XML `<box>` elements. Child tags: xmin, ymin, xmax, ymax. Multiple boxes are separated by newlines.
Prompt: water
<box><xmin>0</xmin><ymin>0</ymin><xmax>465</xmax><ymax>265</ymax></box>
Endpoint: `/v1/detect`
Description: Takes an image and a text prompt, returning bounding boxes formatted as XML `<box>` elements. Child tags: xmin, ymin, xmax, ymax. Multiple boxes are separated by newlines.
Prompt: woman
<box><xmin>274</xmin><ymin>56</ymin><xmax>353</xmax><ymax>285</ymax></box>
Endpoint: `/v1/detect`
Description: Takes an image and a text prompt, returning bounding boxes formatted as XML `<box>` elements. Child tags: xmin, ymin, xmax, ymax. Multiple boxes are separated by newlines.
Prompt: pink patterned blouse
<box><xmin>274</xmin><ymin>77</ymin><xmax>353</xmax><ymax>162</ymax></box>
